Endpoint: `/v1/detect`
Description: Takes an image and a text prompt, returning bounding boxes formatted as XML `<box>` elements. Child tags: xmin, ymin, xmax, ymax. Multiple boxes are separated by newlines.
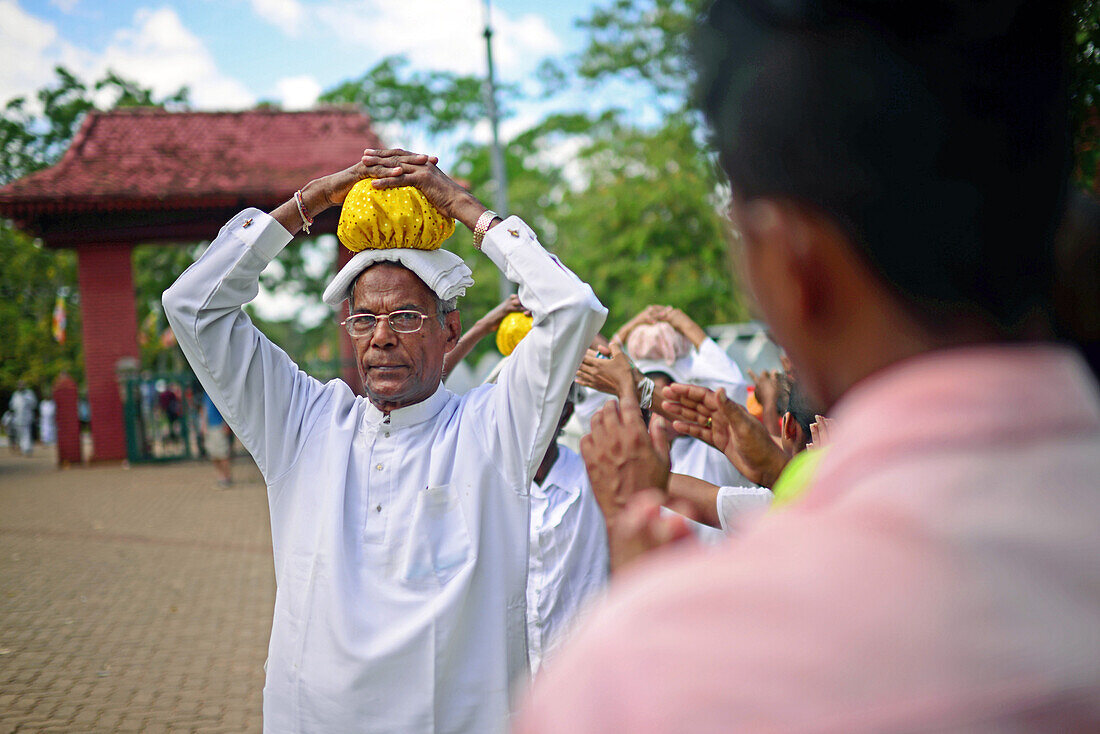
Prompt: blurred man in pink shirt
<box><xmin>517</xmin><ymin>0</ymin><xmax>1100</xmax><ymax>731</ymax></box>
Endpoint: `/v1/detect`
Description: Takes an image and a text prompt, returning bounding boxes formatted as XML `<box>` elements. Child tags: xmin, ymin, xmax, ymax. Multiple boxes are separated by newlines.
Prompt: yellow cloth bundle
<box><xmin>496</xmin><ymin>312</ymin><xmax>534</xmax><ymax>356</ymax></box>
<box><xmin>337</xmin><ymin>180</ymin><xmax>455</xmax><ymax>252</ymax></box>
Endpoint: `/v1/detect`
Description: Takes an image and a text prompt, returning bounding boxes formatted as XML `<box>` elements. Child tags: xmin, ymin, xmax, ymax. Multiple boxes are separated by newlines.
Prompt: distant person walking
<box><xmin>201</xmin><ymin>391</ymin><xmax>232</xmax><ymax>488</ymax></box>
<box><xmin>38</xmin><ymin>395</ymin><xmax>56</xmax><ymax>445</ymax></box>
<box><xmin>9</xmin><ymin>382</ymin><xmax>37</xmax><ymax>456</ymax></box>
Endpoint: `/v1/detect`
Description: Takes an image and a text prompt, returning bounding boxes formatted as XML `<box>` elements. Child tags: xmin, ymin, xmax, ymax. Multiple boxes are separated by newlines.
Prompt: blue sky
<box><xmin>3</xmin><ymin>0</ymin><xmax>610</xmax><ymax>119</ymax></box>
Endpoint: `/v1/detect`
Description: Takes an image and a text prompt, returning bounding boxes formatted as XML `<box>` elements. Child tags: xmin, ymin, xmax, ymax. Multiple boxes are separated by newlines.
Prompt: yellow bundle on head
<box><xmin>496</xmin><ymin>312</ymin><xmax>534</xmax><ymax>356</ymax></box>
<box><xmin>337</xmin><ymin>180</ymin><xmax>455</xmax><ymax>252</ymax></box>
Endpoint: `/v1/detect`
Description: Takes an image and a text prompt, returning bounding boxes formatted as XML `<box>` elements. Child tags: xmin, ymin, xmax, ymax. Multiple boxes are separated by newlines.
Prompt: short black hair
<box><xmin>779</xmin><ymin>379</ymin><xmax>819</xmax><ymax>440</ymax></box>
<box><xmin>693</xmin><ymin>0</ymin><xmax>1073</xmax><ymax>336</ymax></box>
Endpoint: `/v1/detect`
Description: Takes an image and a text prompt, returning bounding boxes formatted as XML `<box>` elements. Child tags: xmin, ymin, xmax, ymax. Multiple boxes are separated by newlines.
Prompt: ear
<box><xmin>442</xmin><ymin>309</ymin><xmax>462</xmax><ymax>352</ymax></box>
<box><xmin>736</xmin><ymin>199</ymin><xmax>827</xmax><ymax>328</ymax></box>
<box><xmin>781</xmin><ymin>411</ymin><xmax>805</xmax><ymax>448</ymax></box>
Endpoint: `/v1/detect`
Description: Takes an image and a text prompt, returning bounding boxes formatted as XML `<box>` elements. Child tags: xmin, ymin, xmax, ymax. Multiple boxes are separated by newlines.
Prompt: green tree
<box><xmin>0</xmin><ymin>67</ymin><xmax>190</xmax><ymax>395</ymax></box>
<box><xmin>1072</xmin><ymin>0</ymin><xmax>1100</xmax><ymax>188</ymax></box>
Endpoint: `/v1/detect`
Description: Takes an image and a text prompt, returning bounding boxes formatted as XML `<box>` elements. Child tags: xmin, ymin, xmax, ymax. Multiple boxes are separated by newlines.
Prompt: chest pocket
<box><xmin>399</xmin><ymin>484</ymin><xmax>472</xmax><ymax>587</ymax></box>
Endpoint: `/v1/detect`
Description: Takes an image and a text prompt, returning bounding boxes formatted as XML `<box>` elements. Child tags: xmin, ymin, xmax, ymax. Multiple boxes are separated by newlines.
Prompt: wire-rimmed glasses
<box><xmin>341</xmin><ymin>310</ymin><xmax>440</xmax><ymax>338</ymax></box>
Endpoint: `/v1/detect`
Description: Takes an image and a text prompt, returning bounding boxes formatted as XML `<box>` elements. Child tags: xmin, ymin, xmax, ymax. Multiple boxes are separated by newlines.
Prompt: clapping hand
<box><xmin>662</xmin><ymin>384</ymin><xmax>789</xmax><ymax>488</ymax></box>
<box><xmin>606</xmin><ymin>489</ymin><xmax>697</xmax><ymax>573</ymax></box>
<box><xmin>807</xmin><ymin>415</ymin><xmax>835</xmax><ymax>450</ymax></box>
<box><xmin>576</xmin><ymin>343</ymin><xmax>641</xmax><ymax>400</ymax></box>
<box><xmin>580</xmin><ymin>380</ymin><xmax>671</xmax><ymax>528</ymax></box>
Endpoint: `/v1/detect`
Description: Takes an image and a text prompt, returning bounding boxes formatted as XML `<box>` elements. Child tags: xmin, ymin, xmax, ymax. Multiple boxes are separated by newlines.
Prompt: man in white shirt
<box><xmin>162</xmin><ymin>149</ymin><xmax>605</xmax><ymax>733</ymax></box>
<box><xmin>526</xmin><ymin>388</ymin><xmax>609</xmax><ymax>675</ymax></box>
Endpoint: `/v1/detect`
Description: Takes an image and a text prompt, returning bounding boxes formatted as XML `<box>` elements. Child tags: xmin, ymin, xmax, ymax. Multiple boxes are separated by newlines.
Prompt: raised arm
<box><xmin>442</xmin><ymin>294</ymin><xmax>525</xmax><ymax>380</ymax></box>
<box><xmin>162</xmin><ymin>151</ymin><xmax>435</xmax><ymax>481</ymax></box>
<box><xmin>370</xmin><ymin>151</ymin><xmax>608</xmax><ymax>486</ymax></box>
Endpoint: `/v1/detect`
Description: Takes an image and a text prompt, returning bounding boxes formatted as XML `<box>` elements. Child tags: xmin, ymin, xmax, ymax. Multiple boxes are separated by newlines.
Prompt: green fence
<box><xmin>121</xmin><ymin>372</ymin><xmax>204</xmax><ymax>464</ymax></box>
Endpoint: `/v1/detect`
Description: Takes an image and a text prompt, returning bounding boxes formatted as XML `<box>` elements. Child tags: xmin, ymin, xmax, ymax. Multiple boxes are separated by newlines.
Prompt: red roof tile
<box><xmin>0</xmin><ymin>107</ymin><xmax>383</xmax><ymax>217</ymax></box>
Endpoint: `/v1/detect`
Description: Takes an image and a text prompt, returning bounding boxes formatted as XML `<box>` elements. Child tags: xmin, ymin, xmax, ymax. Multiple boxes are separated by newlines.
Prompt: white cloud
<box><xmin>92</xmin><ymin>7</ymin><xmax>254</xmax><ymax>109</ymax></box>
<box><xmin>0</xmin><ymin>3</ymin><xmax>253</xmax><ymax>111</ymax></box>
<box><xmin>314</xmin><ymin>0</ymin><xmax>562</xmax><ymax>79</ymax></box>
<box><xmin>0</xmin><ymin>0</ymin><xmax>90</xmax><ymax>106</ymax></box>
<box><xmin>249</xmin><ymin>0</ymin><xmax>305</xmax><ymax>35</ymax></box>
<box><xmin>275</xmin><ymin>74</ymin><xmax>321</xmax><ymax>110</ymax></box>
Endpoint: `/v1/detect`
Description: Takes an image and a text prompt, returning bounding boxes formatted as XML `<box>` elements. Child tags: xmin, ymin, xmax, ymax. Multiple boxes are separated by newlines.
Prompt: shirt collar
<box><xmin>363</xmin><ymin>382</ymin><xmax>452</xmax><ymax>429</ymax></box>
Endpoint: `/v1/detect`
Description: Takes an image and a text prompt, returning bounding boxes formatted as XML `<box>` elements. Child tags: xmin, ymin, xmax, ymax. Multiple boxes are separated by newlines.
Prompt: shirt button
<box><xmin>375</xmin><ymin>463</ymin><xmax>383</xmax><ymax>471</ymax></box>
<box><xmin>384</xmin><ymin>432</ymin><xmax>390</xmax><ymax>438</ymax></box>
<box><xmin>243</xmin><ymin>218</ymin><xmax>253</xmax><ymax>228</ymax></box>
<box><xmin>375</xmin><ymin>504</ymin><xmax>382</xmax><ymax>512</ymax></box>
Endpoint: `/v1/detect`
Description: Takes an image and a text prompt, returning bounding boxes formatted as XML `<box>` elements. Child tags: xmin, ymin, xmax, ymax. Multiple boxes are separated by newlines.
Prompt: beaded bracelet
<box><xmin>294</xmin><ymin>190</ymin><xmax>313</xmax><ymax>234</ymax></box>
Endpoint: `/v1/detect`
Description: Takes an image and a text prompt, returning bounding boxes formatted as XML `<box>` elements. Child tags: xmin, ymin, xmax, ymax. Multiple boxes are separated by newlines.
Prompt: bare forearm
<box><xmin>442</xmin><ymin>321</ymin><xmax>493</xmax><ymax>379</ymax></box>
<box><xmin>269</xmin><ymin>179</ymin><xmax>333</xmax><ymax>235</ymax></box>
<box><xmin>667</xmin><ymin>473</ymin><xmax>722</xmax><ymax>528</ymax></box>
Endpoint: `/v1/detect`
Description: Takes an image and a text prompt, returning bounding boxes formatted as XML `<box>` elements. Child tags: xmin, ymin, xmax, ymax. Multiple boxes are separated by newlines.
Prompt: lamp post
<box><xmin>482</xmin><ymin>0</ymin><xmax>514</xmax><ymax>299</ymax></box>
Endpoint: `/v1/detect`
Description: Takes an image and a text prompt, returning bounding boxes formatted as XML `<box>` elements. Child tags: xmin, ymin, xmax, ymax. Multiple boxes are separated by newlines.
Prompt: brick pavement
<box><xmin>0</xmin><ymin>448</ymin><xmax>274</xmax><ymax>733</ymax></box>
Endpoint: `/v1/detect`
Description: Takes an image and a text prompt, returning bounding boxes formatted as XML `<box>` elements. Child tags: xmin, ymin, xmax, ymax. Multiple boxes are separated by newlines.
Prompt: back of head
<box><xmin>694</xmin><ymin>0</ymin><xmax>1073</xmax><ymax>337</ymax></box>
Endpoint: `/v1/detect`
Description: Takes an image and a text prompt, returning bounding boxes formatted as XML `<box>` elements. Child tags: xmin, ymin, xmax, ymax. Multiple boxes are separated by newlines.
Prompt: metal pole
<box><xmin>483</xmin><ymin>0</ymin><xmax>514</xmax><ymax>299</ymax></box>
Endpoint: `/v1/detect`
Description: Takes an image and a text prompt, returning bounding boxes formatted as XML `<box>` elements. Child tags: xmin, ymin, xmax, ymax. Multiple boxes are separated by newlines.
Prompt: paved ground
<box><xmin>0</xmin><ymin>447</ymin><xmax>274</xmax><ymax>733</ymax></box>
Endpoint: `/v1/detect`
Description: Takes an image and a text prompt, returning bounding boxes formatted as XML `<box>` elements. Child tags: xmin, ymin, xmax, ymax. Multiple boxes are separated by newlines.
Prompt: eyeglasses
<box><xmin>341</xmin><ymin>310</ymin><xmax>440</xmax><ymax>337</ymax></box>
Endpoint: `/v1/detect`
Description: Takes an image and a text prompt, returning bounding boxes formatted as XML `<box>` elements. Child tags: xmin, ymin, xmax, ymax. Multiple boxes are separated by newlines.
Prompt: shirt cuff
<box><xmin>223</xmin><ymin>208</ymin><xmax>294</xmax><ymax>263</ymax></box>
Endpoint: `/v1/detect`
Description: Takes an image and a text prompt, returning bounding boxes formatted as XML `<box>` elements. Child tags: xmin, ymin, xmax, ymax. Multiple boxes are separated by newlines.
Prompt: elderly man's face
<box><xmin>350</xmin><ymin>263</ymin><xmax>460</xmax><ymax>412</ymax></box>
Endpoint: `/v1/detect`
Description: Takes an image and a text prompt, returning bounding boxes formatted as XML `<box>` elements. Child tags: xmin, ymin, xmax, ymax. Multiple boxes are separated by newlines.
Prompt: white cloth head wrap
<box><xmin>322</xmin><ymin>248</ymin><xmax>474</xmax><ymax>307</ymax></box>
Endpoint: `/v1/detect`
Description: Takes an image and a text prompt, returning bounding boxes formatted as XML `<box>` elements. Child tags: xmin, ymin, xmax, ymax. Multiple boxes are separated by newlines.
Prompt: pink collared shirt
<box><xmin>518</xmin><ymin>345</ymin><xmax>1100</xmax><ymax>732</ymax></box>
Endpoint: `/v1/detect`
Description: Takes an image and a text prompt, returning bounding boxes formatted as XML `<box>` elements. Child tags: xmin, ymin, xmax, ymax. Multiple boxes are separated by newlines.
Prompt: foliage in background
<box><xmin>0</xmin><ymin>68</ymin><xmax>188</xmax><ymax>396</ymax></box>
<box><xmin>1073</xmin><ymin>0</ymin><xmax>1100</xmax><ymax>189</ymax></box>
<box><xmin>0</xmin><ymin>226</ymin><xmax>82</xmax><ymax>395</ymax></box>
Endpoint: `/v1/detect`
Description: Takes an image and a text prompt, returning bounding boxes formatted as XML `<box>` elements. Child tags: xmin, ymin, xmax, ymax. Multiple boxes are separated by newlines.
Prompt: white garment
<box><xmin>163</xmin><ymin>209</ymin><xmax>606</xmax><ymax>734</ymax></box>
<box><xmin>9</xmin><ymin>389</ymin><xmax>36</xmax><ymax>455</ymax></box>
<box><xmin>668</xmin><ymin>437</ymin><xmax>746</xmax><ymax>544</ymax></box>
<box><xmin>715</xmin><ymin>485</ymin><xmax>773</xmax><ymax>533</ymax></box>
<box><xmin>38</xmin><ymin>400</ymin><xmax>56</xmax><ymax>444</ymax></box>
<box><xmin>687</xmin><ymin>337</ymin><xmax>750</xmax><ymax>405</ymax></box>
<box><xmin>9</xmin><ymin>389</ymin><xmax>36</xmax><ymax>426</ymax></box>
<box><xmin>526</xmin><ymin>445</ymin><xmax>609</xmax><ymax>675</ymax></box>
<box><xmin>558</xmin><ymin>387</ymin><xmax>613</xmax><ymax>454</ymax></box>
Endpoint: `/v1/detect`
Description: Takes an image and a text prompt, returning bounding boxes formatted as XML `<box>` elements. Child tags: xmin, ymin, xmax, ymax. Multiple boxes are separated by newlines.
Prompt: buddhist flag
<box><xmin>52</xmin><ymin>294</ymin><xmax>67</xmax><ymax>344</ymax></box>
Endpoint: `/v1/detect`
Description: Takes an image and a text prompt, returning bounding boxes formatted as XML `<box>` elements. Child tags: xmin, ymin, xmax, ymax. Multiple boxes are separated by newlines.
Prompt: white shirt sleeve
<box><xmin>162</xmin><ymin>208</ymin><xmax>337</xmax><ymax>483</ymax></box>
<box><xmin>716</xmin><ymin>485</ymin><xmax>774</xmax><ymax>534</ymax></box>
<box><xmin>478</xmin><ymin>216</ymin><xmax>607</xmax><ymax>488</ymax></box>
<box><xmin>690</xmin><ymin>337</ymin><xmax>750</xmax><ymax>405</ymax></box>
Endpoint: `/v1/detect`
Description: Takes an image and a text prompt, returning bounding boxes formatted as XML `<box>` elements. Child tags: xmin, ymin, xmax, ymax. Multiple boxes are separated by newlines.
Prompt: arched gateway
<box><xmin>0</xmin><ymin>108</ymin><xmax>380</xmax><ymax>461</ymax></box>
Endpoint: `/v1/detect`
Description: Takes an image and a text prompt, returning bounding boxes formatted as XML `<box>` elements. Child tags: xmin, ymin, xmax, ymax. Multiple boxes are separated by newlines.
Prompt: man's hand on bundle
<box><xmin>364</xmin><ymin>148</ymin><xmax>488</xmax><ymax>231</ymax></box>
<box><xmin>650</xmin><ymin>305</ymin><xmax>707</xmax><ymax>348</ymax></box>
<box><xmin>580</xmin><ymin>383</ymin><xmax>671</xmax><ymax>528</ymax></box>
<box><xmin>476</xmin><ymin>294</ymin><xmax>526</xmax><ymax>334</ymax></box>
<box><xmin>576</xmin><ymin>343</ymin><xmax>641</xmax><ymax>400</ymax></box>
<box><xmin>610</xmin><ymin>305</ymin><xmax>663</xmax><ymax>346</ymax></box>
<box><xmin>662</xmin><ymin>384</ymin><xmax>789</xmax><ymax>488</ymax></box>
<box><xmin>606</xmin><ymin>489</ymin><xmax>697</xmax><ymax>573</ymax></box>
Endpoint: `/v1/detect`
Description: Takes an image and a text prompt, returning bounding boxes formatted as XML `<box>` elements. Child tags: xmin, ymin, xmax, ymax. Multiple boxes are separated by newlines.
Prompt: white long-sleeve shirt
<box><xmin>163</xmin><ymin>209</ymin><xmax>606</xmax><ymax>734</ymax></box>
<box><xmin>525</xmin><ymin>445</ymin><xmax>609</xmax><ymax>675</ymax></box>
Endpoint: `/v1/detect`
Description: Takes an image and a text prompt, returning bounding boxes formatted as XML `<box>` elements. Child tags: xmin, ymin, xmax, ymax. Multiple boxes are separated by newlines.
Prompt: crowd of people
<box><xmin>156</xmin><ymin>0</ymin><xmax>1099</xmax><ymax>731</ymax></box>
